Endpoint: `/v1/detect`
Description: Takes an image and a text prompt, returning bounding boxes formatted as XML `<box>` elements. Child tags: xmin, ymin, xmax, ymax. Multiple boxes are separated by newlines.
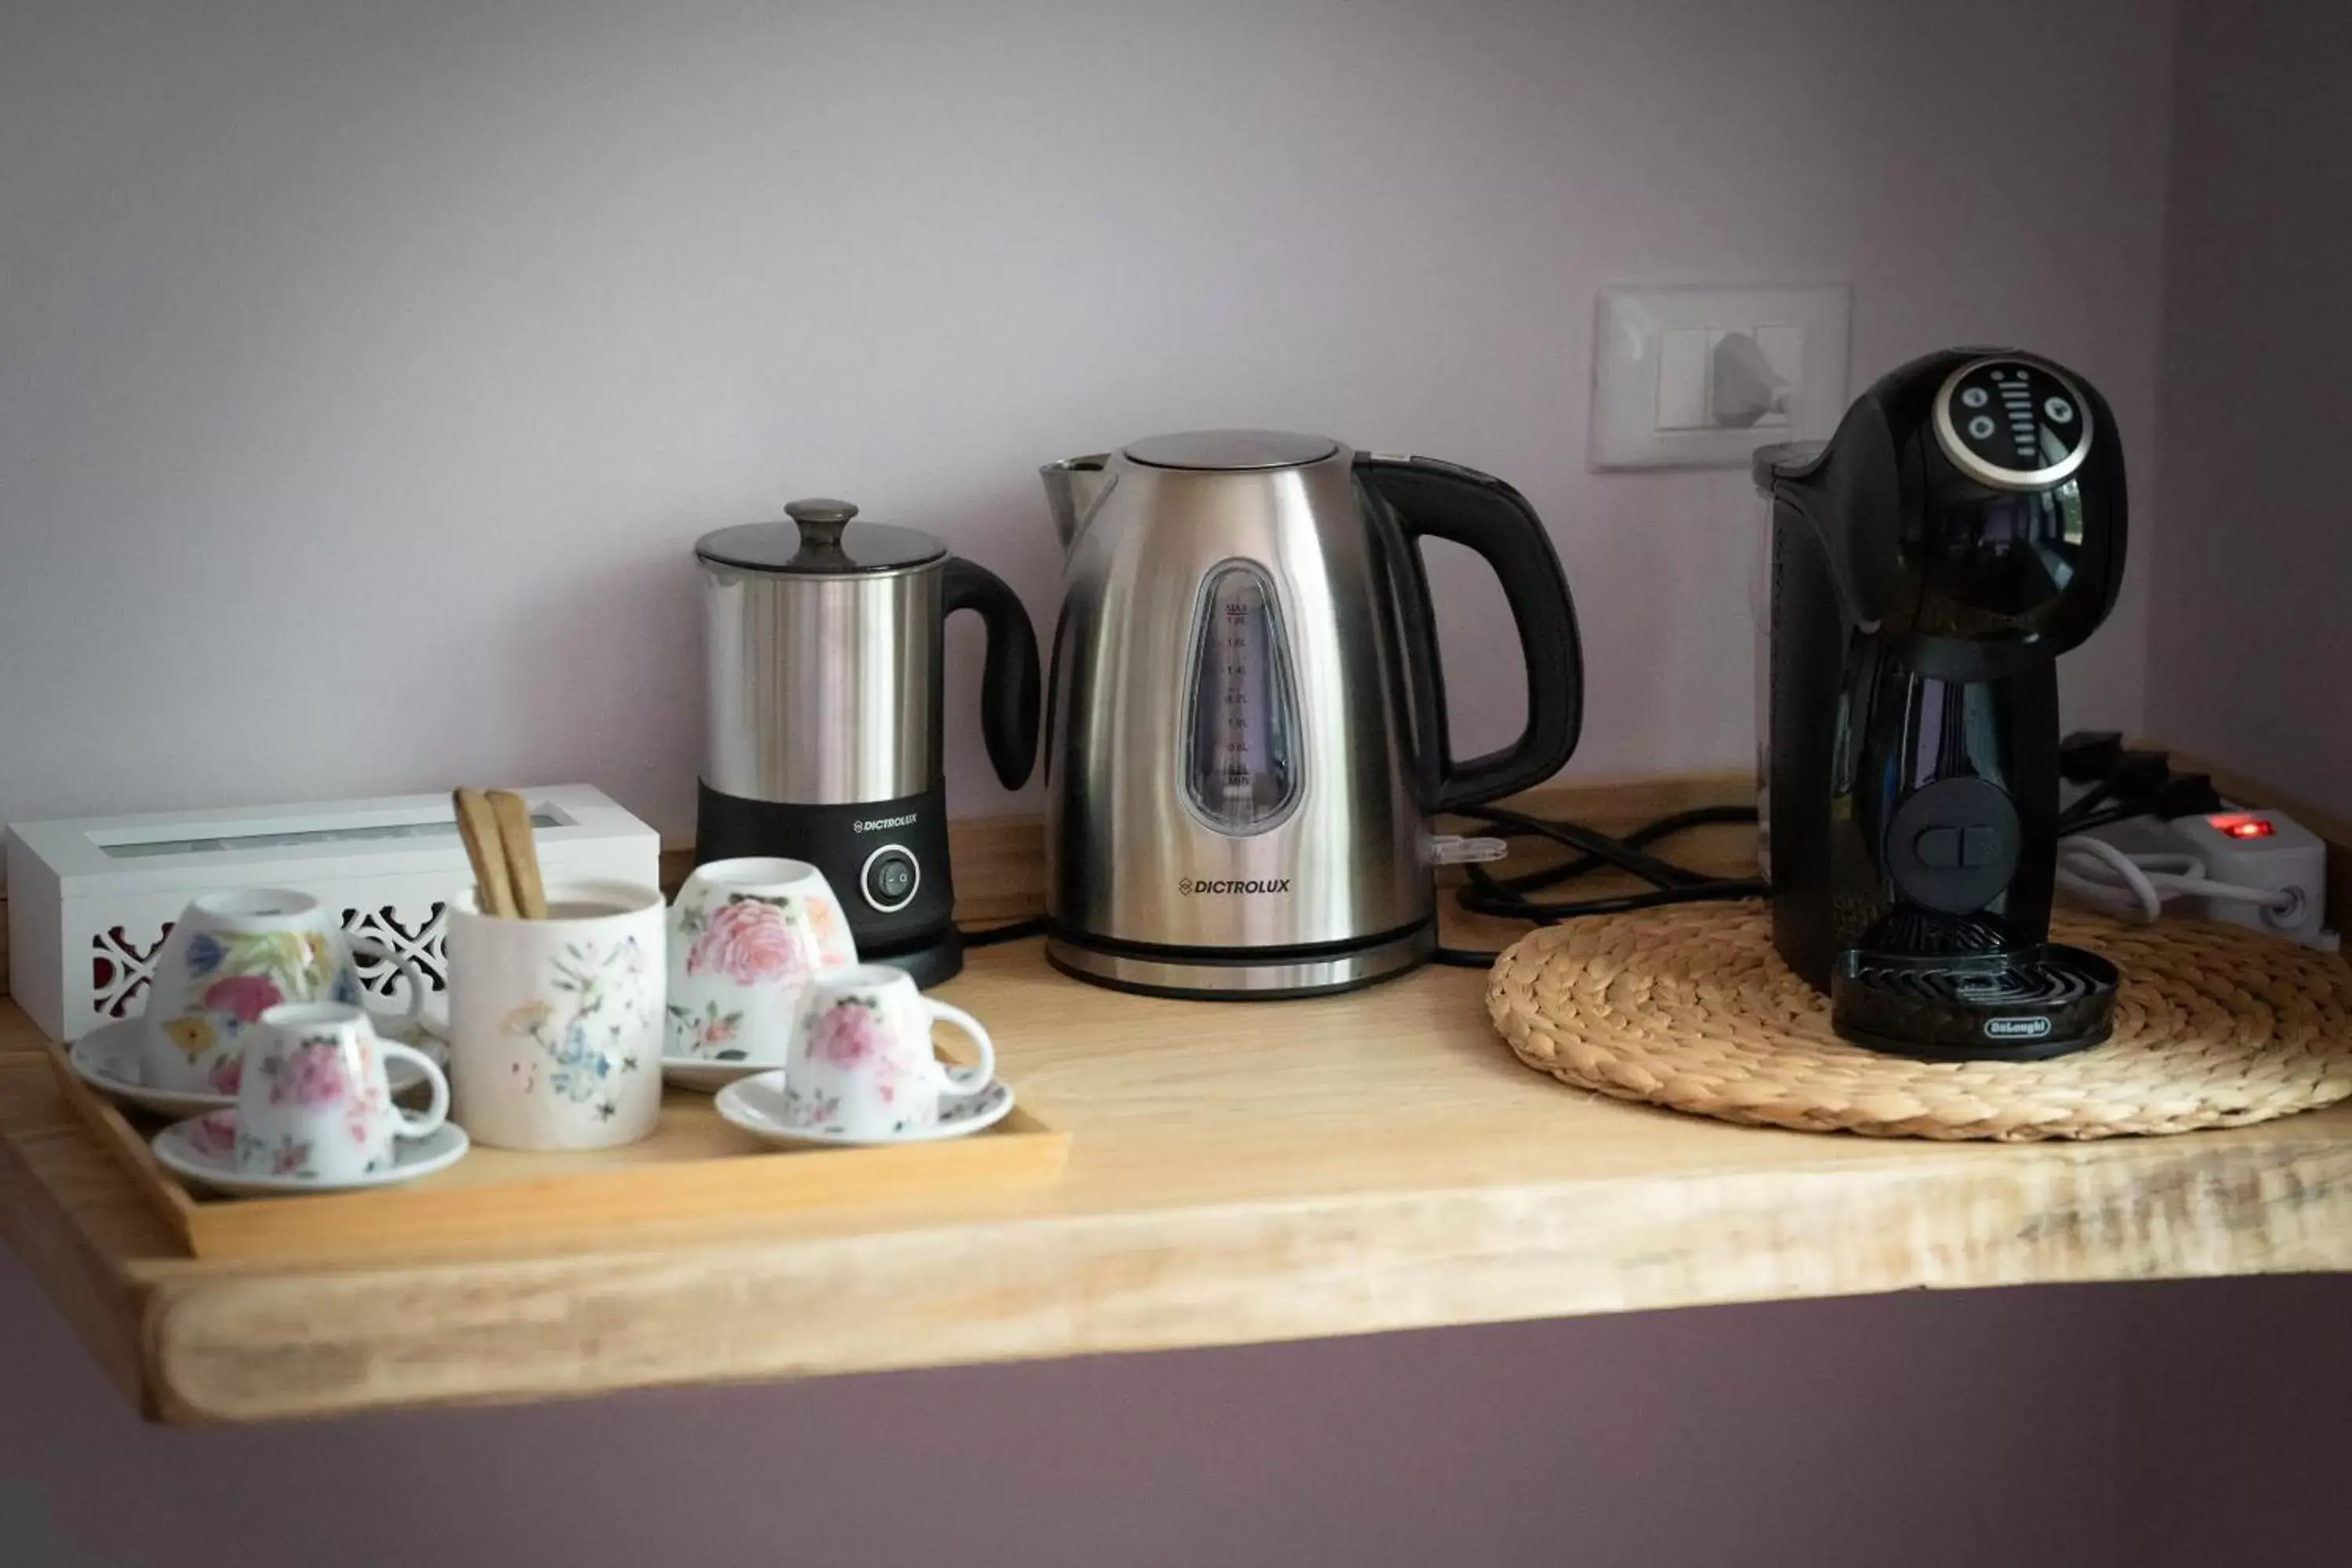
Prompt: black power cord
<box><xmin>955</xmin><ymin>804</ymin><xmax>1766</xmax><ymax>968</ymax></box>
<box><xmin>2053</xmin><ymin>732</ymin><xmax>2223</xmax><ymax>835</ymax></box>
<box><xmin>962</xmin><ymin>738</ymin><xmax>2227</xmax><ymax>971</ymax></box>
<box><xmin>1432</xmin><ymin>802</ymin><xmax>1766</xmax><ymax>967</ymax></box>
<box><xmin>960</xmin><ymin>915</ymin><xmax>1048</xmax><ymax>948</ymax></box>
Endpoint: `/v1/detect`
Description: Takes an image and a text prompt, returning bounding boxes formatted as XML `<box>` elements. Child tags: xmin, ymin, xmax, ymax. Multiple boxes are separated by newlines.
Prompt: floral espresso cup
<box><xmin>234</xmin><ymin>1002</ymin><xmax>450</xmax><ymax>1181</ymax></box>
<box><xmin>447</xmin><ymin>880</ymin><xmax>666</xmax><ymax>1151</ymax></box>
<box><xmin>780</xmin><ymin>964</ymin><xmax>996</xmax><ymax>1139</ymax></box>
<box><xmin>666</xmin><ymin>858</ymin><xmax>856</xmax><ymax>1065</ymax></box>
<box><xmin>140</xmin><ymin>888</ymin><xmax>425</xmax><ymax>1097</ymax></box>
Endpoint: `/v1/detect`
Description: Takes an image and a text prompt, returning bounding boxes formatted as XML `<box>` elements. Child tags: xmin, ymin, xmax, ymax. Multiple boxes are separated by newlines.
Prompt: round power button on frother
<box><xmin>860</xmin><ymin>844</ymin><xmax>920</xmax><ymax>913</ymax></box>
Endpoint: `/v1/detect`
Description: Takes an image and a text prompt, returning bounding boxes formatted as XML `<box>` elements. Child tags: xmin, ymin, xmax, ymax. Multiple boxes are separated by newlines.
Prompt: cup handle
<box><xmin>921</xmin><ymin>1001</ymin><xmax>995</xmax><ymax>1094</ymax></box>
<box><xmin>377</xmin><ymin>1040</ymin><xmax>451</xmax><ymax>1139</ymax></box>
<box><xmin>350</xmin><ymin>935</ymin><xmax>429</xmax><ymax>1031</ymax></box>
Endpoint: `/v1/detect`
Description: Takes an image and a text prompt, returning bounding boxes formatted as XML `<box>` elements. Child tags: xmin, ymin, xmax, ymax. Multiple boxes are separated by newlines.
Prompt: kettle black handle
<box><xmin>942</xmin><ymin>556</ymin><xmax>1041</xmax><ymax>790</ymax></box>
<box><xmin>1356</xmin><ymin>455</ymin><xmax>1582</xmax><ymax>811</ymax></box>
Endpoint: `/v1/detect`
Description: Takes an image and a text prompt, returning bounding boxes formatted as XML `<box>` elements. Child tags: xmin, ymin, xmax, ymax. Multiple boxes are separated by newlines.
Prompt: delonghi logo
<box><xmin>853</xmin><ymin>814</ymin><xmax>918</xmax><ymax>833</ymax></box>
<box><xmin>1984</xmin><ymin>1015</ymin><xmax>2054</xmax><ymax>1040</ymax></box>
<box><xmin>1178</xmin><ymin>877</ymin><xmax>1291</xmax><ymax>896</ymax></box>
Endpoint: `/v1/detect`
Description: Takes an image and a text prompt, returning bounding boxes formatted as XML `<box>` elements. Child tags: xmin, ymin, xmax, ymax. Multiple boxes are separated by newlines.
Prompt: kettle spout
<box><xmin>1040</xmin><ymin>453</ymin><xmax>1112</xmax><ymax>556</ymax></box>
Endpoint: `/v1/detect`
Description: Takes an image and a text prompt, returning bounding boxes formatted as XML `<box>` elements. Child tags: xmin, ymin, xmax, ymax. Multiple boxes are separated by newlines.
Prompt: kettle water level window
<box><xmin>1185</xmin><ymin>561</ymin><xmax>1300</xmax><ymax>833</ymax></box>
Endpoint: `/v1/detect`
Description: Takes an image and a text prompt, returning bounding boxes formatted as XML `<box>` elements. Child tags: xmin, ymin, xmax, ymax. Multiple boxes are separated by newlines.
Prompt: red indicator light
<box><xmin>2212</xmin><ymin>814</ymin><xmax>2274</xmax><ymax>840</ymax></box>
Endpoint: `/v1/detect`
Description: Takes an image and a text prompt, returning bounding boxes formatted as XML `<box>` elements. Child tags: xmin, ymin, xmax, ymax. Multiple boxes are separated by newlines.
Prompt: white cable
<box><xmin>2055</xmin><ymin>836</ymin><xmax>2165</xmax><ymax>920</ymax></box>
<box><xmin>2056</xmin><ymin>834</ymin><xmax>2296</xmax><ymax>924</ymax></box>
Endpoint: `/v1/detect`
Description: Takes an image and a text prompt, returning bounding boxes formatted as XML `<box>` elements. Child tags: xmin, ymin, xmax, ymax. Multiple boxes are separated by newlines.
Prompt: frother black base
<box><xmin>1830</xmin><ymin>942</ymin><xmax>2118</xmax><ymax>1062</ymax></box>
<box><xmin>696</xmin><ymin>778</ymin><xmax>957</xmax><ymax>960</ymax></box>
<box><xmin>868</xmin><ymin>927</ymin><xmax>964</xmax><ymax>989</ymax></box>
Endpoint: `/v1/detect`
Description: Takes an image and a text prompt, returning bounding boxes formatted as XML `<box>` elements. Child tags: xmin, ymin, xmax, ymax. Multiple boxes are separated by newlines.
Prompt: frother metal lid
<box><xmin>1124</xmin><ymin>430</ymin><xmax>1339</xmax><ymax>470</ymax></box>
<box><xmin>694</xmin><ymin>498</ymin><xmax>946</xmax><ymax>575</ymax></box>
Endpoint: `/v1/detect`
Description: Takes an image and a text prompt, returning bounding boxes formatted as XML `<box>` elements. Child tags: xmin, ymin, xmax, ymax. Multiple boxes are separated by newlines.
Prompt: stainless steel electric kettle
<box><xmin>1039</xmin><ymin>429</ymin><xmax>1582</xmax><ymax>998</ymax></box>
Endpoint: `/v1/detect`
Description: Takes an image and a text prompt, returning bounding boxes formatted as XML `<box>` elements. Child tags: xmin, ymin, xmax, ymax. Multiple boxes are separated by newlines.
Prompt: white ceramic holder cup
<box><xmin>779</xmin><ymin>964</ymin><xmax>996</xmax><ymax>1139</ymax></box>
<box><xmin>235</xmin><ymin>1001</ymin><xmax>449</xmax><ymax>1181</ymax></box>
<box><xmin>446</xmin><ymin>880</ymin><xmax>666</xmax><ymax>1150</ymax></box>
<box><xmin>666</xmin><ymin>856</ymin><xmax>855</xmax><ymax>1065</ymax></box>
<box><xmin>140</xmin><ymin>887</ymin><xmax>424</xmax><ymax>1097</ymax></box>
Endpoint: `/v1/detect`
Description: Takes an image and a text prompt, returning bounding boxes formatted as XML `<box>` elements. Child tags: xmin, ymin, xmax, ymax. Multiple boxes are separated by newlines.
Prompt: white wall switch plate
<box><xmin>1590</xmin><ymin>283</ymin><xmax>1852</xmax><ymax>470</ymax></box>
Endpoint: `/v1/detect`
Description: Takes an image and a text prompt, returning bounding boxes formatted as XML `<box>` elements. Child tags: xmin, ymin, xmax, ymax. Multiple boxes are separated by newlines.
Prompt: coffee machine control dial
<box><xmin>1932</xmin><ymin>357</ymin><xmax>2093</xmax><ymax>492</ymax></box>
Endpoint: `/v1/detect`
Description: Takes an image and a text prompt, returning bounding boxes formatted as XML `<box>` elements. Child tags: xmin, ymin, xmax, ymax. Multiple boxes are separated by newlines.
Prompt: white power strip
<box><xmin>2061</xmin><ymin>809</ymin><xmax>2338</xmax><ymax>951</ymax></box>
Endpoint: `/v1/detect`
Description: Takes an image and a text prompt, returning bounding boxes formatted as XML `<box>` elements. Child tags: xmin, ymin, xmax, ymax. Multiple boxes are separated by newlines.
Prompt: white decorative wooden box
<box><xmin>5</xmin><ymin>786</ymin><xmax>661</xmax><ymax>1043</ymax></box>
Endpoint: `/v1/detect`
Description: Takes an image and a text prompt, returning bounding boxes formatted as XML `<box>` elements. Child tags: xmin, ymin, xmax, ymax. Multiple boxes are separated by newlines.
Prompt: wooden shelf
<box><xmin>5</xmin><ymin>775</ymin><xmax>2352</xmax><ymax>1425</ymax></box>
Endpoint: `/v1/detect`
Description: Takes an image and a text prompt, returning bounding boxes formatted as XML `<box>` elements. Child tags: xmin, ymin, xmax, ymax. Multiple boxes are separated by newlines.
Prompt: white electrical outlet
<box><xmin>1589</xmin><ymin>283</ymin><xmax>1852</xmax><ymax>470</ymax></box>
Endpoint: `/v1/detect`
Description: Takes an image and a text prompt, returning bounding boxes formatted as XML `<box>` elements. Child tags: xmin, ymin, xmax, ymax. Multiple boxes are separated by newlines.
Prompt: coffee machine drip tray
<box><xmin>1830</xmin><ymin>942</ymin><xmax>2118</xmax><ymax>1062</ymax></box>
<box><xmin>1043</xmin><ymin>921</ymin><xmax>1434</xmax><ymax>1002</ymax></box>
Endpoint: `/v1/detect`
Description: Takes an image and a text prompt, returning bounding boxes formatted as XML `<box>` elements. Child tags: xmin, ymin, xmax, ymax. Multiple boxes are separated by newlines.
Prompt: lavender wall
<box><xmin>2146</xmin><ymin>1</ymin><xmax>2352</xmax><ymax>817</ymax></box>
<box><xmin>0</xmin><ymin>2</ymin><xmax>2227</xmax><ymax>1563</ymax></box>
<box><xmin>2122</xmin><ymin>13</ymin><xmax>2352</xmax><ymax>1553</ymax></box>
<box><xmin>1</xmin><ymin>1246</ymin><xmax>2143</xmax><ymax>1568</ymax></box>
<box><xmin>2118</xmin><ymin>1276</ymin><xmax>2352</xmax><ymax>1568</ymax></box>
<box><xmin>0</xmin><ymin>0</ymin><xmax>2175</xmax><ymax>837</ymax></box>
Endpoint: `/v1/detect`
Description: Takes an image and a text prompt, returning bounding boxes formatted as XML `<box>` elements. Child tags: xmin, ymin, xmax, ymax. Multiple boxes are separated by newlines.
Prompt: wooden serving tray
<box><xmin>45</xmin><ymin>1044</ymin><xmax>1069</xmax><ymax>1262</ymax></box>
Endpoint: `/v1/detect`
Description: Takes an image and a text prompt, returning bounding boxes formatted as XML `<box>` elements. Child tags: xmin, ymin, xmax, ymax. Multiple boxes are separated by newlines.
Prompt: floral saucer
<box><xmin>152</xmin><ymin>1111</ymin><xmax>470</xmax><ymax>1197</ymax></box>
<box><xmin>66</xmin><ymin>1011</ymin><xmax>447</xmax><ymax>1121</ymax></box>
<box><xmin>661</xmin><ymin>1052</ymin><xmax>782</xmax><ymax>1094</ymax></box>
<box><xmin>713</xmin><ymin>1069</ymin><xmax>1016</xmax><ymax>1148</ymax></box>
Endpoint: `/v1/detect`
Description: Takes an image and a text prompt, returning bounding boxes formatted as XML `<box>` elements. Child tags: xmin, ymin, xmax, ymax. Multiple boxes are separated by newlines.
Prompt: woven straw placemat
<box><xmin>1486</xmin><ymin>902</ymin><xmax>2352</xmax><ymax>1141</ymax></box>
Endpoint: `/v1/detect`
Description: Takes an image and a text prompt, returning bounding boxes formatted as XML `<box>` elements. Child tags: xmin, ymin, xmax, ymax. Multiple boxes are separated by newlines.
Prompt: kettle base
<box><xmin>1043</xmin><ymin>923</ymin><xmax>1432</xmax><ymax>1001</ymax></box>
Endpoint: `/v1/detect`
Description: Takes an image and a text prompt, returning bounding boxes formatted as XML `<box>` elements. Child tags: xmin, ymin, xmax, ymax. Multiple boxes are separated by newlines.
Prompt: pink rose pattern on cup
<box><xmin>238</xmin><ymin>1030</ymin><xmax>392</xmax><ymax>1177</ymax></box>
<box><xmin>669</xmin><ymin>890</ymin><xmax>834</xmax><ymax>1058</ymax></box>
<box><xmin>785</xmin><ymin>996</ymin><xmax>919</xmax><ymax>1133</ymax></box>
<box><xmin>808</xmin><ymin>997</ymin><xmax>885</xmax><ymax>1069</ymax></box>
<box><xmin>270</xmin><ymin>1040</ymin><xmax>354</xmax><ymax>1109</ymax></box>
<box><xmin>681</xmin><ymin>895</ymin><xmax>808</xmax><ymax>987</ymax></box>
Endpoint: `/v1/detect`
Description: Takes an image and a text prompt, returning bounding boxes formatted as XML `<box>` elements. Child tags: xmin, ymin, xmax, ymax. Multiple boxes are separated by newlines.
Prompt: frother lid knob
<box><xmin>785</xmin><ymin>497</ymin><xmax>859</xmax><ymax>550</ymax></box>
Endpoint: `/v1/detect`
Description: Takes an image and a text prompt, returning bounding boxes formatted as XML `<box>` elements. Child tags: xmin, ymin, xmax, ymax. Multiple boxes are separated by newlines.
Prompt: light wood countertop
<box><xmin>5</xmin><ymin>775</ymin><xmax>2350</xmax><ymax>1425</ymax></box>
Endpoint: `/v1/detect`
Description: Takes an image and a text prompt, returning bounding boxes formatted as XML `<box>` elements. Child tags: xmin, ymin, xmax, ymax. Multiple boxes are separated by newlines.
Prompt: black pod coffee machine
<box><xmin>1762</xmin><ymin>349</ymin><xmax>2127</xmax><ymax>1058</ymax></box>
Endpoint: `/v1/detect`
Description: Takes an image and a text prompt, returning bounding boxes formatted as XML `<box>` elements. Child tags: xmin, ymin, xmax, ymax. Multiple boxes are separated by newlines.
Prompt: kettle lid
<box><xmin>693</xmin><ymin>498</ymin><xmax>946</xmax><ymax>575</ymax></box>
<box><xmin>1123</xmin><ymin>430</ymin><xmax>1338</xmax><ymax>470</ymax></box>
